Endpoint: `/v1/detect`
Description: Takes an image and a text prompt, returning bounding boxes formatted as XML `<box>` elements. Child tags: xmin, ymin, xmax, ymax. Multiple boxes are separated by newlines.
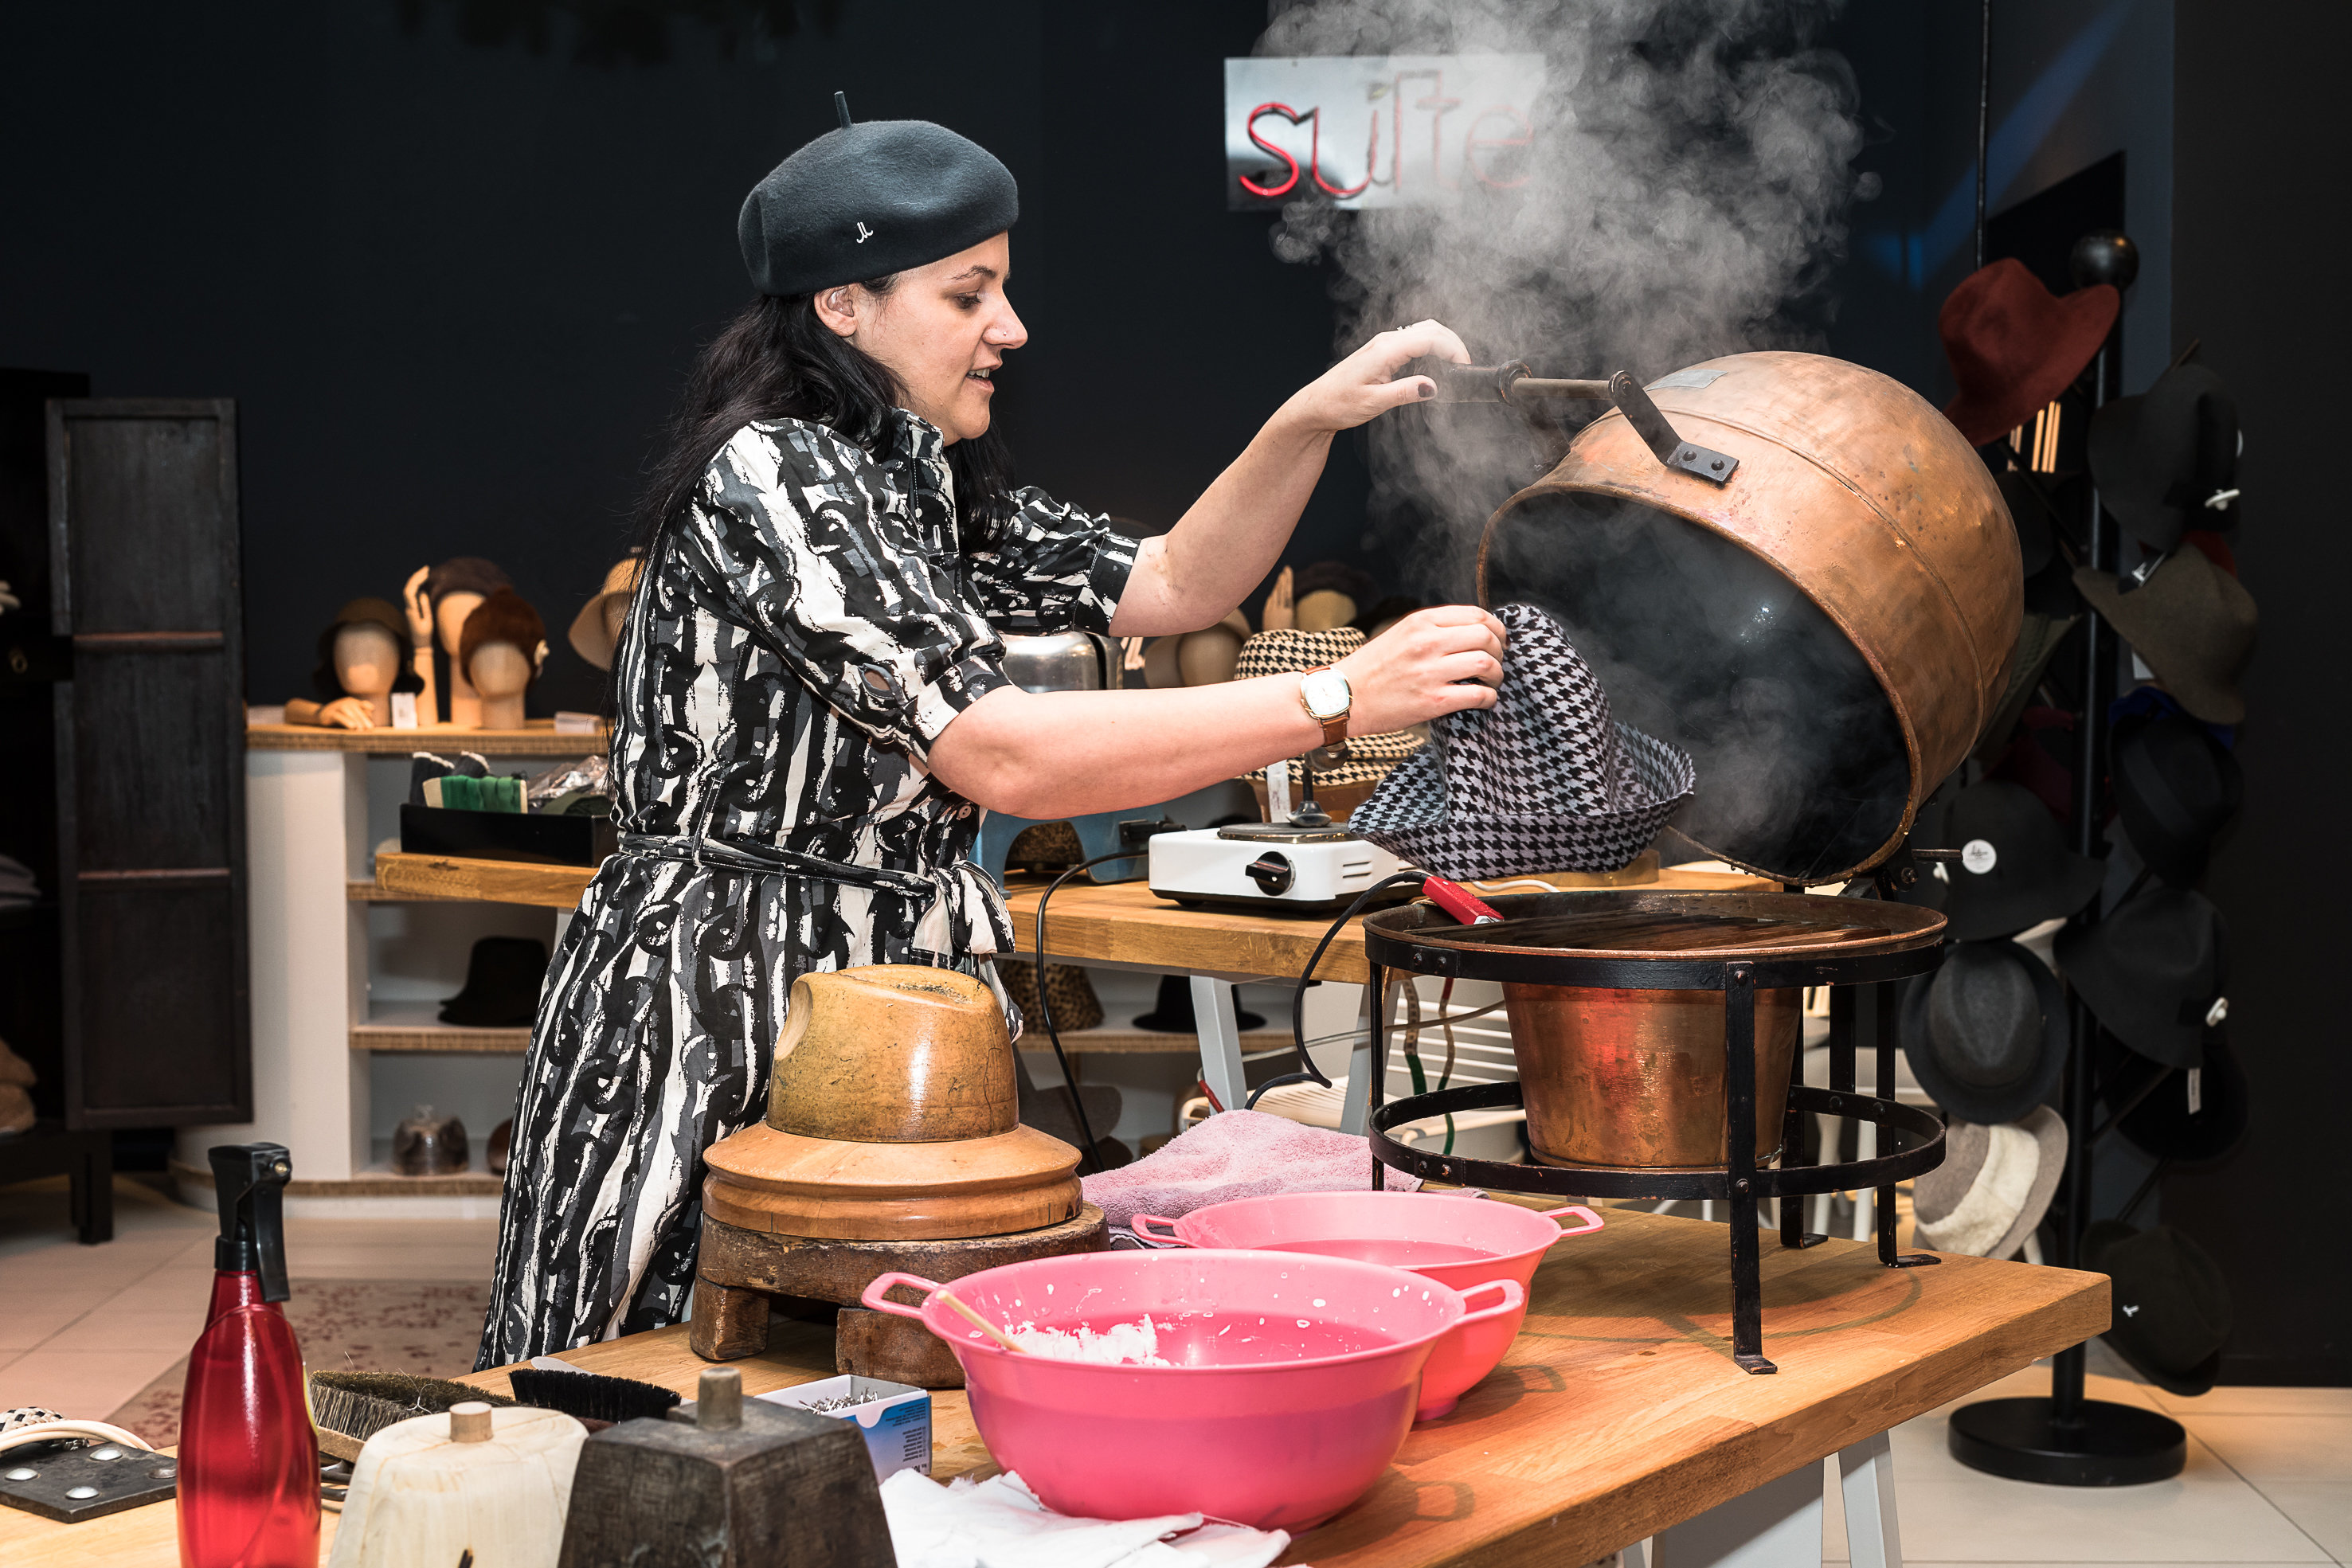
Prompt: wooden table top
<box><xmin>0</xmin><ymin>1206</ymin><xmax>2104</xmax><ymax>1568</ymax></box>
<box><xmin>1005</xmin><ymin>866</ymin><xmax>1772</xmax><ymax>987</ymax></box>
<box><xmin>247</xmin><ymin>719</ymin><xmax>606</xmax><ymax>755</ymax></box>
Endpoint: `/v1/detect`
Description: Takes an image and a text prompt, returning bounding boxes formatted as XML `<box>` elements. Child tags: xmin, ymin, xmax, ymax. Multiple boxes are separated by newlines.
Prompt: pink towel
<box><xmin>1082</xmin><ymin>1110</ymin><xmax>1419</xmax><ymax>1237</ymax></box>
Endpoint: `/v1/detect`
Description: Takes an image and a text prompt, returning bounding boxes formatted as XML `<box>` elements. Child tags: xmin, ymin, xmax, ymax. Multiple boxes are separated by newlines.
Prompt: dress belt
<box><xmin>615</xmin><ymin>832</ymin><xmax>1013</xmax><ymax>959</ymax></box>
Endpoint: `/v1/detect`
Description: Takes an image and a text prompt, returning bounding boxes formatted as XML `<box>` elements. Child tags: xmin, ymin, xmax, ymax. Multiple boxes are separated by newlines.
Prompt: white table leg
<box><xmin>1645</xmin><ymin>1457</ymin><xmax>1826</xmax><ymax>1568</ymax></box>
<box><xmin>1838</xmin><ymin>1429</ymin><xmax>1903</xmax><ymax>1568</ymax></box>
<box><xmin>1192</xmin><ymin>976</ymin><xmax>1246</xmax><ymax>1114</ymax></box>
<box><xmin>1339</xmin><ymin>980</ymin><xmax>1380</xmax><ymax>1135</ymax></box>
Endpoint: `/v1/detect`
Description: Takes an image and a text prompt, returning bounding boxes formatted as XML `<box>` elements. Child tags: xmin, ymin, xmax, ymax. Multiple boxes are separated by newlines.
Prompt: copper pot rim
<box><xmin>1372</xmin><ymin>888</ymin><xmax>1947</xmax><ymax>962</ymax></box>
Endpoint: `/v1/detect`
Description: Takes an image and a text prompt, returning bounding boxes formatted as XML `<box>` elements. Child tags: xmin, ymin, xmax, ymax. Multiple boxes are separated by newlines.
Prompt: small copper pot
<box><xmin>1503</xmin><ymin>984</ymin><xmax>1802</xmax><ymax>1169</ymax></box>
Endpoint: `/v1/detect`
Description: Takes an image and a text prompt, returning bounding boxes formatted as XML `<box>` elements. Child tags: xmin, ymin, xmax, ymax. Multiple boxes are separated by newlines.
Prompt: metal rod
<box><xmin>1975</xmin><ymin>0</ymin><xmax>1992</xmax><ymax>272</ymax></box>
<box><xmin>1366</xmin><ymin>962</ymin><xmax>1387</xmax><ymax>1192</ymax></box>
<box><xmin>1723</xmin><ymin>963</ymin><xmax>1772</xmax><ymax>1373</ymax></box>
<box><xmin>1830</xmin><ymin>983</ymin><xmax>1857</xmax><ymax>1094</ymax></box>
<box><xmin>1509</xmin><ymin>377</ymin><xmax>1614</xmax><ymax>401</ymax></box>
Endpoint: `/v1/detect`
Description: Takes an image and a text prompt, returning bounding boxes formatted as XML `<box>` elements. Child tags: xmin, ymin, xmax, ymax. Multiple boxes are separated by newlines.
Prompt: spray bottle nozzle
<box><xmin>208</xmin><ymin>1143</ymin><xmax>292</xmax><ymax>1303</ymax></box>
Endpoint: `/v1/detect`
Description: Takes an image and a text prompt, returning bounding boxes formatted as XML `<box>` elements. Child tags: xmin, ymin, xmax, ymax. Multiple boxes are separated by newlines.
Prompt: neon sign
<box><xmin>1224</xmin><ymin>55</ymin><xmax>1544</xmax><ymax>211</ymax></box>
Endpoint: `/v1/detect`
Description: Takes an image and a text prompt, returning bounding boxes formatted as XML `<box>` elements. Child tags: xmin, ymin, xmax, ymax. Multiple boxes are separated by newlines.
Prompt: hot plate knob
<box><xmin>1246</xmin><ymin>852</ymin><xmax>1294</xmax><ymax>895</ymax></box>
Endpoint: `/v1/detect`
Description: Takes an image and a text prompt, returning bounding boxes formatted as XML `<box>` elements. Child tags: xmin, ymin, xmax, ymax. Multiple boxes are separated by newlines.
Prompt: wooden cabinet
<box><xmin>48</xmin><ymin>400</ymin><xmax>249</xmax><ymax>1128</ymax></box>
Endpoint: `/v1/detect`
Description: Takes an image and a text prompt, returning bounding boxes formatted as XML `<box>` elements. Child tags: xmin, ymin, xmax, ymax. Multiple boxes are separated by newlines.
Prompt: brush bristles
<box><xmin>507</xmin><ymin>1367</ymin><xmax>681</xmax><ymax>1425</ymax></box>
<box><xmin>308</xmin><ymin>1371</ymin><xmax>515</xmax><ymax>1457</ymax></box>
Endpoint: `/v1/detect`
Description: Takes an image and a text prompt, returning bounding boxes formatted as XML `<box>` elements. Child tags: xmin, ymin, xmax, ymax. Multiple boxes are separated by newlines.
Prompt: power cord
<box><xmin>1029</xmin><ymin>848</ymin><xmax>1147</xmax><ymax>1174</ymax></box>
<box><xmin>1245</xmin><ymin>870</ymin><xmax>1431</xmax><ymax>1109</ymax></box>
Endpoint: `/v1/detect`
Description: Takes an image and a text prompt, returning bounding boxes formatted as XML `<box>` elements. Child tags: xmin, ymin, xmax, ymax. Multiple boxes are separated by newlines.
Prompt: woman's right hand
<box><xmin>1333</xmin><ymin>605</ymin><xmax>1506</xmax><ymax>734</ymax></box>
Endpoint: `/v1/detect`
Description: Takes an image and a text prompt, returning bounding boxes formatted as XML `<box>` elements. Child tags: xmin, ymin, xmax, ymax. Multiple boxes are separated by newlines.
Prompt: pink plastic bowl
<box><xmin>859</xmin><ymin>1249</ymin><xmax>1520</xmax><ymax>1531</ymax></box>
<box><xmin>1133</xmin><ymin>1191</ymin><xmax>1602</xmax><ymax>1420</ymax></box>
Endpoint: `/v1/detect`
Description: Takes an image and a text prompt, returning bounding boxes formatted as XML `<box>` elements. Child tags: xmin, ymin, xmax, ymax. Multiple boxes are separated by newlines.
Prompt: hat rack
<box><xmin>1358</xmin><ymin>886</ymin><xmax>1949</xmax><ymax>1376</ymax></box>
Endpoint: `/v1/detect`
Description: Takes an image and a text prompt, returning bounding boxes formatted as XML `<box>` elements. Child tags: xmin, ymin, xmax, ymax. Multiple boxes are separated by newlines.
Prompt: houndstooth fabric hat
<box><xmin>1350</xmin><ymin>604</ymin><xmax>1696</xmax><ymax>878</ymax></box>
<box><xmin>1233</xmin><ymin>627</ymin><xmax>1424</xmax><ymax>788</ymax></box>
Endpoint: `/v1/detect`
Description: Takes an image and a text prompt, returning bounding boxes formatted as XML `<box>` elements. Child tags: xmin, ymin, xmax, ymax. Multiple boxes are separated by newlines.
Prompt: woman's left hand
<box><xmin>1281</xmin><ymin>319</ymin><xmax>1472</xmax><ymax>434</ymax></box>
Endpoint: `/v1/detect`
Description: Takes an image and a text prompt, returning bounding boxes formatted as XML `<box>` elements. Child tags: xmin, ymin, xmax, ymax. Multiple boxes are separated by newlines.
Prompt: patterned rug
<box><xmin>107</xmin><ymin>1279</ymin><xmax>491</xmax><ymax>1447</ymax></box>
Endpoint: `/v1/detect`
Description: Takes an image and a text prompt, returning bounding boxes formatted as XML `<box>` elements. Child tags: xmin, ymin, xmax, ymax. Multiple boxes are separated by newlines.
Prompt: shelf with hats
<box><xmin>246</xmin><ymin>718</ymin><xmax>606</xmax><ymax>755</ymax></box>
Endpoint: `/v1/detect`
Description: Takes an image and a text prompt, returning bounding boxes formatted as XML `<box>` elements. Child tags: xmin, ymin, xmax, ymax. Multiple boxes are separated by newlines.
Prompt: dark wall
<box><xmin>0</xmin><ymin>1</ymin><xmax>1357</xmax><ymax>712</ymax></box>
<box><xmin>2169</xmin><ymin>0</ymin><xmax>2352</xmax><ymax>1386</ymax></box>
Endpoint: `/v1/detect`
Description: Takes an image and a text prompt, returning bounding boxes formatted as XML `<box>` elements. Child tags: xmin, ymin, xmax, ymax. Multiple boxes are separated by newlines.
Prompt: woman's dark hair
<box><xmin>627</xmin><ymin>284</ymin><xmax>1017</xmax><ymax>574</ymax></box>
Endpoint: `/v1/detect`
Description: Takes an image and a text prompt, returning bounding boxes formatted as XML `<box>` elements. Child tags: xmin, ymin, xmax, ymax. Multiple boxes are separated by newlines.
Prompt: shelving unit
<box><xmin>172</xmin><ymin>721</ymin><xmax>604</xmax><ymax>1214</ymax></box>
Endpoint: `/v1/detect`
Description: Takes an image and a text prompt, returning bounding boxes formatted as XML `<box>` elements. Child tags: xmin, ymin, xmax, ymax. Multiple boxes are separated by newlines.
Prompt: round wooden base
<box><xmin>689</xmin><ymin>1204</ymin><xmax>1109</xmax><ymax>1384</ymax></box>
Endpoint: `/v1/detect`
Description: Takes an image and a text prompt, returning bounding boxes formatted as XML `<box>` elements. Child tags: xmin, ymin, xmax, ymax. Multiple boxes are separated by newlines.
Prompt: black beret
<box><xmin>738</xmin><ymin>96</ymin><xmax>1019</xmax><ymax>297</ymax></box>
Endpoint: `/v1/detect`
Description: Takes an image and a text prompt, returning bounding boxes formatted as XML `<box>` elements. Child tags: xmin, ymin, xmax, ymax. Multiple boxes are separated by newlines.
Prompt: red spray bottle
<box><xmin>178</xmin><ymin>1143</ymin><xmax>319</xmax><ymax>1568</ymax></box>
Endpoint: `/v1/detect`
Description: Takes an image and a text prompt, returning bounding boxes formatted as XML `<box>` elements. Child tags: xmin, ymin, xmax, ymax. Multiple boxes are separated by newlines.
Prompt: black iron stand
<box><xmin>1946</xmin><ymin>229</ymin><xmax>2188</xmax><ymax>1486</ymax></box>
<box><xmin>1362</xmin><ymin>938</ymin><xmax>1945</xmax><ymax>1375</ymax></box>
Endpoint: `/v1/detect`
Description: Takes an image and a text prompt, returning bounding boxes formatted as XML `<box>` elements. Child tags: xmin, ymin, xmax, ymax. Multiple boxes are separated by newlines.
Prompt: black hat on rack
<box><xmin>1900</xmin><ymin>938</ymin><xmax>2068</xmax><ymax>1125</ymax></box>
<box><xmin>1350</xmin><ymin>603</ymin><xmax>1695</xmax><ymax>880</ymax></box>
<box><xmin>1929</xmin><ymin>781</ymin><xmax>2105</xmax><ymax>941</ymax></box>
<box><xmin>2056</xmin><ymin>886</ymin><xmax>2226</xmax><ymax>1071</ymax></box>
<box><xmin>739</xmin><ymin>93</ymin><xmax>1019</xmax><ymax>297</ymax></box>
<box><xmin>440</xmin><ymin>936</ymin><xmax>551</xmax><ymax>1029</ymax></box>
<box><xmin>2103</xmin><ymin>1032</ymin><xmax>2250</xmax><ymax>1167</ymax></box>
<box><xmin>1132</xmin><ymin>975</ymin><xmax>1263</xmax><ymax>1034</ymax></box>
<box><xmin>2112</xmin><ymin>714</ymin><xmax>2243</xmax><ymax>888</ymax></box>
<box><xmin>2084</xmin><ymin>1219</ymin><xmax>2233</xmax><ymax>1398</ymax></box>
<box><xmin>2088</xmin><ymin>361</ymin><xmax>2241</xmax><ymax>548</ymax></box>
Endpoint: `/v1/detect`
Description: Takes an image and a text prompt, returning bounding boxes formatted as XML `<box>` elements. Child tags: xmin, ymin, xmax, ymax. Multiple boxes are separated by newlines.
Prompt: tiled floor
<box><xmin>2</xmin><ymin>1175</ymin><xmax>2344</xmax><ymax>1564</ymax></box>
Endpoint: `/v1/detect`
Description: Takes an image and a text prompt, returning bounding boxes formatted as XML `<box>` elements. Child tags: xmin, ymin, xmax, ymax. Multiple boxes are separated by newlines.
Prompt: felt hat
<box><xmin>1351</xmin><ymin>603</ymin><xmax>1694</xmax><ymax>880</ymax></box>
<box><xmin>2103</xmin><ymin>1031</ymin><xmax>2249</xmax><ymax>1167</ymax></box>
<box><xmin>1912</xmin><ymin>1105</ymin><xmax>2067</xmax><ymax>1261</ymax></box>
<box><xmin>1928</xmin><ymin>780</ymin><xmax>2105</xmax><ymax>941</ymax></box>
<box><xmin>458</xmin><ymin>589</ymin><xmax>549</xmax><ymax>688</ymax></box>
<box><xmin>2084</xmin><ymin>1219</ymin><xmax>2232</xmax><ymax>1397</ymax></box>
<box><xmin>2073</xmin><ymin>548</ymin><xmax>2257</xmax><ymax>725</ymax></box>
<box><xmin>2112</xmin><ymin>712</ymin><xmax>2244</xmax><ymax>887</ymax></box>
<box><xmin>439</xmin><ymin>936</ymin><xmax>550</xmax><ymax>1029</ymax></box>
<box><xmin>1900</xmin><ymin>938</ymin><xmax>2068</xmax><ymax>1125</ymax></box>
<box><xmin>1940</xmin><ymin>259</ymin><xmax>2119</xmax><ymax>446</ymax></box>
<box><xmin>2057</xmin><ymin>886</ymin><xmax>2227</xmax><ymax>1072</ymax></box>
<box><xmin>426</xmin><ymin>557</ymin><xmax>511</xmax><ymax>604</ymax></box>
<box><xmin>1974</xmin><ymin>612</ymin><xmax>2081</xmax><ymax>763</ymax></box>
<box><xmin>333</xmin><ymin>596</ymin><xmax>411</xmax><ymax>646</ymax></box>
<box><xmin>567</xmin><ymin>557</ymin><xmax>644</xmax><ymax>671</ymax></box>
<box><xmin>1132</xmin><ymin>974</ymin><xmax>1264</xmax><ymax>1034</ymax></box>
<box><xmin>1232</xmin><ymin>628</ymin><xmax>1424</xmax><ymax>790</ymax></box>
<box><xmin>2088</xmin><ymin>362</ymin><xmax>2242</xmax><ymax>548</ymax></box>
<box><xmin>739</xmin><ymin>95</ymin><xmax>1018</xmax><ymax>297</ymax></box>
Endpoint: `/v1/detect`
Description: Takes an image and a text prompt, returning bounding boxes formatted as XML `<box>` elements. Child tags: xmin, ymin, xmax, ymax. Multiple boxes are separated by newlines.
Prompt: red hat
<box><xmin>1940</xmin><ymin>259</ymin><xmax>2119</xmax><ymax>446</ymax></box>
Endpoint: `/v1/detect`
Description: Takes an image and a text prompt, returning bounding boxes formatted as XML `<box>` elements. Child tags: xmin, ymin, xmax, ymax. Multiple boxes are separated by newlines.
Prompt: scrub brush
<box><xmin>506</xmin><ymin>1366</ymin><xmax>680</xmax><ymax>1430</ymax></box>
<box><xmin>307</xmin><ymin>1371</ymin><xmax>515</xmax><ymax>1462</ymax></box>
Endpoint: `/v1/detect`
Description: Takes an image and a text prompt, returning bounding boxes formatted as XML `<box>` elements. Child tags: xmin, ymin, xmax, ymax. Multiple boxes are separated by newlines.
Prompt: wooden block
<box><xmin>555</xmin><ymin>1397</ymin><xmax>890</xmax><ymax>1568</ymax></box>
<box><xmin>689</xmin><ymin>1277</ymin><xmax>773</xmax><ymax>1363</ymax></box>
<box><xmin>835</xmin><ymin>1305</ymin><xmax>968</xmax><ymax>1390</ymax></box>
<box><xmin>695</xmin><ymin>1206</ymin><xmax>1109</xmax><ymax>1308</ymax></box>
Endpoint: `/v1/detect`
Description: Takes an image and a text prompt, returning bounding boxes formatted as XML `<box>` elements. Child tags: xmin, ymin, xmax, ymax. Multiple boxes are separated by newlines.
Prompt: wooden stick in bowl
<box><xmin>934</xmin><ymin>1287</ymin><xmax>1025</xmax><ymax>1354</ymax></box>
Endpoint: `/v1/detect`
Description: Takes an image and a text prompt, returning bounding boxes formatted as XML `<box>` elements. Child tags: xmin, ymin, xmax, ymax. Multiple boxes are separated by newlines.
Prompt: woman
<box><xmin>478</xmin><ymin>105</ymin><xmax>1504</xmax><ymax>1365</ymax></box>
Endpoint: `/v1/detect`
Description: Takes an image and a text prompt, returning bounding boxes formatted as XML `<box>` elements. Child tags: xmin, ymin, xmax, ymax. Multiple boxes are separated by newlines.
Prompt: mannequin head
<box><xmin>308</xmin><ymin>597</ymin><xmax>412</xmax><ymax>725</ymax></box>
<box><xmin>426</xmin><ymin>557</ymin><xmax>513</xmax><ymax>661</ymax></box>
<box><xmin>459</xmin><ymin>589</ymin><xmax>547</xmax><ymax>730</ymax></box>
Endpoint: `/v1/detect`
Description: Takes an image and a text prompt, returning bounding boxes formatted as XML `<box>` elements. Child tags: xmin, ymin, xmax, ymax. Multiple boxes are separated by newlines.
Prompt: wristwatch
<box><xmin>1297</xmin><ymin>667</ymin><xmax>1352</xmax><ymax>749</ymax></box>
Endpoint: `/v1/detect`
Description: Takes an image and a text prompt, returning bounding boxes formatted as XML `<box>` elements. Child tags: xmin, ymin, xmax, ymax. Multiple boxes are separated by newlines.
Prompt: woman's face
<box><xmin>817</xmin><ymin>233</ymin><xmax>1026</xmax><ymax>444</ymax></box>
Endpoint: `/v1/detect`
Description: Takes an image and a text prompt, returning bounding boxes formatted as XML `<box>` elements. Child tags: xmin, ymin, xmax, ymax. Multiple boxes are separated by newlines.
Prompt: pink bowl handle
<box><xmin>859</xmin><ymin>1272</ymin><xmax>942</xmax><ymax>1320</ymax></box>
<box><xmin>1453</xmin><ymin>1276</ymin><xmax>1526</xmax><ymax>1328</ymax></box>
<box><xmin>1541</xmin><ymin>1204</ymin><xmax>1606</xmax><ymax>1239</ymax></box>
<box><xmin>1130</xmin><ymin>1214</ymin><xmax>1190</xmax><ymax>1247</ymax></box>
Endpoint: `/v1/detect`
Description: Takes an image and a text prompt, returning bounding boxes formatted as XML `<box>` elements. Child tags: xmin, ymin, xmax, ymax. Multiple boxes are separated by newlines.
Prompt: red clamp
<box><xmin>1421</xmin><ymin>875</ymin><xmax>1505</xmax><ymax>926</ymax></box>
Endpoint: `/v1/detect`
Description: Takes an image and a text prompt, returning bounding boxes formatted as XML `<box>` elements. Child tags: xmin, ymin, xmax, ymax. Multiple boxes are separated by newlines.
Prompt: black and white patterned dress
<box><xmin>476</xmin><ymin>409</ymin><xmax>1134</xmax><ymax>1367</ymax></box>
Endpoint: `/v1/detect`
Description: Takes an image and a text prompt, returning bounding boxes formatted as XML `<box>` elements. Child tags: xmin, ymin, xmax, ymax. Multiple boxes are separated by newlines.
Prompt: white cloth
<box><xmin>879</xmin><ymin>1469</ymin><xmax>1295</xmax><ymax>1568</ymax></box>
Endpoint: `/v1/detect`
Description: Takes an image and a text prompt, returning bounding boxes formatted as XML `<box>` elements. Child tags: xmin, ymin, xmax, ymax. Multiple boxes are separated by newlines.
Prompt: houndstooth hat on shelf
<box><xmin>1350</xmin><ymin>603</ymin><xmax>1696</xmax><ymax>878</ymax></box>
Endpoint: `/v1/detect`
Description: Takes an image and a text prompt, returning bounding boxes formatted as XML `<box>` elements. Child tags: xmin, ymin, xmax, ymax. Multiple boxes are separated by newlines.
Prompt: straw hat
<box><xmin>567</xmin><ymin>557</ymin><xmax>644</xmax><ymax>671</ymax></box>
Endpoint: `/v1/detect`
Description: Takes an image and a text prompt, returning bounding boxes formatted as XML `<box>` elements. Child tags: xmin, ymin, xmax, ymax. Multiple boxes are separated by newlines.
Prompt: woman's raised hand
<box><xmin>1282</xmin><ymin>320</ymin><xmax>1472</xmax><ymax>434</ymax></box>
<box><xmin>1333</xmin><ymin>604</ymin><xmax>1506</xmax><ymax>733</ymax></box>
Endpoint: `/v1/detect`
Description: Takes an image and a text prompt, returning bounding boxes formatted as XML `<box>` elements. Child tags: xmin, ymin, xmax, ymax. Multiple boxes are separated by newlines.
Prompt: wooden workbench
<box><xmin>0</xmin><ymin>1206</ymin><xmax>2106</xmax><ymax>1567</ymax></box>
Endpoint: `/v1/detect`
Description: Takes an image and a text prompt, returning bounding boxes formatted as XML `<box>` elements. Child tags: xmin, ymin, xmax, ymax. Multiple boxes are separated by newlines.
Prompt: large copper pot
<box><xmin>1502</xmin><ymin>984</ymin><xmax>1802</xmax><ymax>1169</ymax></box>
<box><xmin>1478</xmin><ymin>351</ymin><xmax>2020</xmax><ymax>886</ymax></box>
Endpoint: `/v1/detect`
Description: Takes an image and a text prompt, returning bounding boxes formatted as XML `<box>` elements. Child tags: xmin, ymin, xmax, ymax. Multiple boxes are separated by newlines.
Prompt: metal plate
<box><xmin>0</xmin><ymin>1441</ymin><xmax>178</xmax><ymax>1523</ymax></box>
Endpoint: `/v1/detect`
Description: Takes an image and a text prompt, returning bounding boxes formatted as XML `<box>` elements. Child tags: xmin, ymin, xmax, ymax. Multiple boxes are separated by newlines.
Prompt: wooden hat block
<box><xmin>692</xmin><ymin>966</ymin><xmax>1107</xmax><ymax>1385</ymax></box>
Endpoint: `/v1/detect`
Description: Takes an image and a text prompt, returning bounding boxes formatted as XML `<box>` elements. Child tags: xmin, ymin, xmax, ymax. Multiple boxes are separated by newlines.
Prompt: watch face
<box><xmin>1301</xmin><ymin>669</ymin><xmax>1349</xmax><ymax>719</ymax></box>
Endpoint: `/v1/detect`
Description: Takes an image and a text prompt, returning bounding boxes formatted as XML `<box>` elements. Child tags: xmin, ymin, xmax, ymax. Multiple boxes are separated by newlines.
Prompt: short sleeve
<box><xmin>682</xmin><ymin>424</ymin><xmax>1011</xmax><ymax>760</ymax></box>
<box><xmin>962</xmin><ymin>488</ymin><xmax>1138</xmax><ymax>635</ymax></box>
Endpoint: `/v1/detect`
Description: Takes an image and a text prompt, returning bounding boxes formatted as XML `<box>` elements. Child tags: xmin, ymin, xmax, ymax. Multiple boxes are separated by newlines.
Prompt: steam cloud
<box><xmin>1256</xmin><ymin>0</ymin><xmax>1864</xmax><ymax>587</ymax></box>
